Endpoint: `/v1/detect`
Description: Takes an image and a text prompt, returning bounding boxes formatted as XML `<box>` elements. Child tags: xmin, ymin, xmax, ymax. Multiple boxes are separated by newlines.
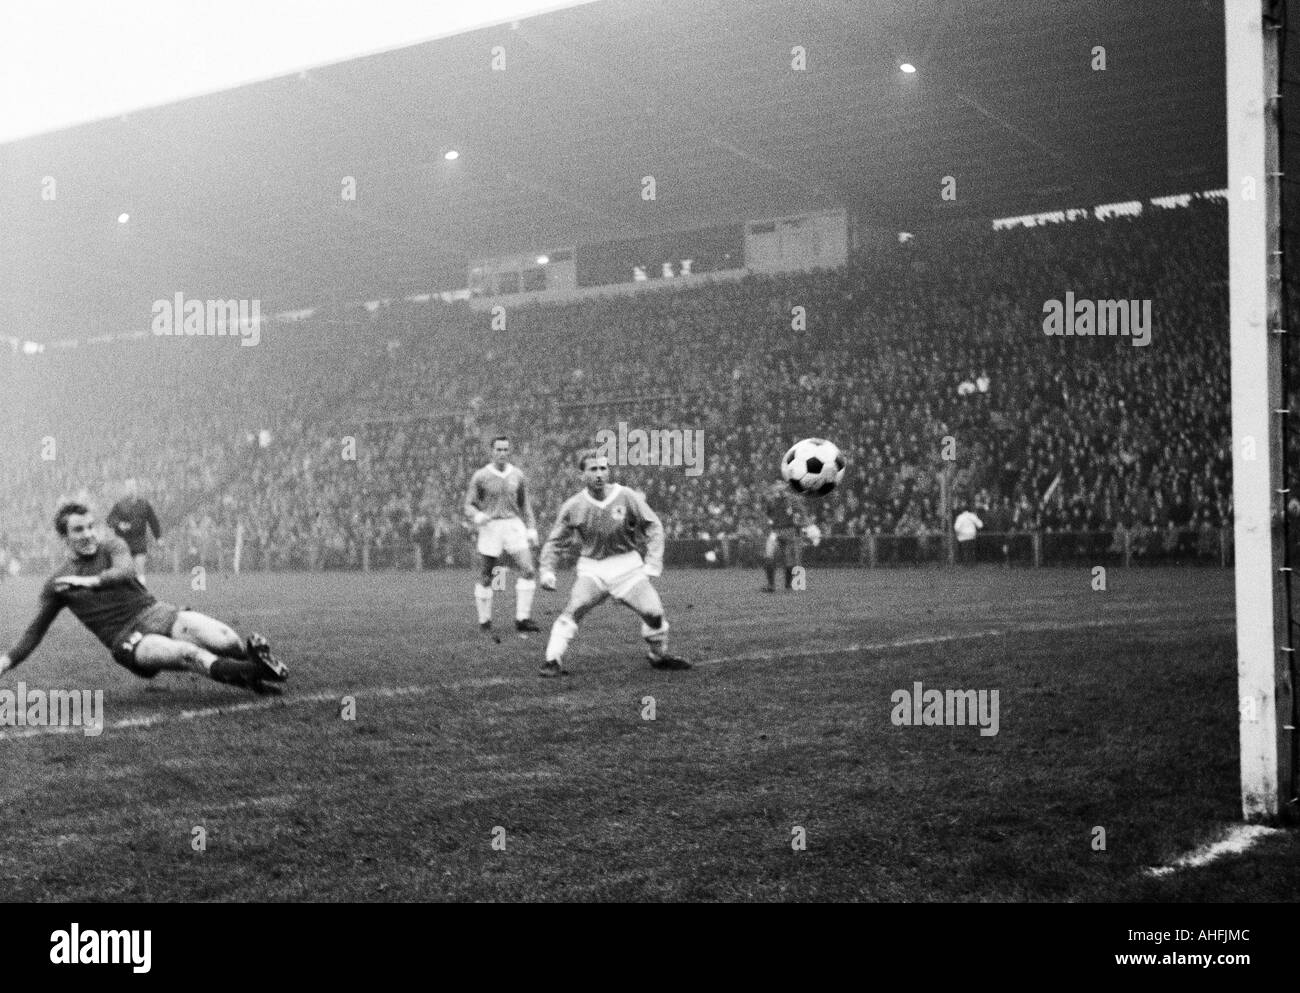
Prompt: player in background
<box><xmin>106</xmin><ymin>478</ymin><xmax>163</xmax><ymax>584</ymax></box>
<box><xmin>761</xmin><ymin>479</ymin><xmax>806</xmax><ymax>591</ymax></box>
<box><xmin>953</xmin><ymin>504</ymin><xmax>984</xmax><ymax>565</ymax></box>
<box><xmin>0</xmin><ymin>503</ymin><xmax>287</xmax><ymax>694</ymax></box>
<box><xmin>537</xmin><ymin>450</ymin><xmax>690</xmax><ymax>677</ymax></box>
<box><xmin>463</xmin><ymin>436</ymin><xmax>541</xmax><ymax>634</ymax></box>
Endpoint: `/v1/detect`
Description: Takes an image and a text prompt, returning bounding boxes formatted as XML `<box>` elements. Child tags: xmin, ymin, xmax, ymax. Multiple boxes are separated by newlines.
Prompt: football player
<box><xmin>106</xmin><ymin>478</ymin><xmax>163</xmax><ymax>584</ymax></box>
<box><xmin>537</xmin><ymin>450</ymin><xmax>690</xmax><ymax>677</ymax></box>
<box><xmin>0</xmin><ymin>503</ymin><xmax>287</xmax><ymax>694</ymax></box>
<box><xmin>463</xmin><ymin>436</ymin><xmax>541</xmax><ymax>634</ymax></box>
<box><xmin>761</xmin><ymin>479</ymin><xmax>805</xmax><ymax>591</ymax></box>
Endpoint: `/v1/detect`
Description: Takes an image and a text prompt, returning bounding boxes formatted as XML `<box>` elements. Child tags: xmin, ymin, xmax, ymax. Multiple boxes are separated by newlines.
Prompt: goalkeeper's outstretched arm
<box><xmin>0</xmin><ymin>590</ymin><xmax>63</xmax><ymax>677</ymax></box>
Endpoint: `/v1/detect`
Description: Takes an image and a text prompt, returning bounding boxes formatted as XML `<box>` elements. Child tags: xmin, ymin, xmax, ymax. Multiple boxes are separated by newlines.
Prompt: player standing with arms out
<box><xmin>537</xmin><ymin>450</ymin><xmax>690</xmax><ymax>677</ymax></box>
<box><xmin>0</xmin><ymin>503</ymin><xmax>287</xmax><ymax>694</ymax></box>
<box><xmin>761</xmin><ymin>479</ymin><xmax>806</xmax><ymax>592</ymax></box>
<box><xmin>464</xmin><ymin>436</ymin><xmax>541</xmax><ymax>634</ymax></box>
<box><xmin>106</xmin><ymin>478</ymin><xmax>162</xmax><ymax>585</ymax></box>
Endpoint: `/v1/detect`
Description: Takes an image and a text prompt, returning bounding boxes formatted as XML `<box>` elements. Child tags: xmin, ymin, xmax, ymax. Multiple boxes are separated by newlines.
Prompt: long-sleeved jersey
<box><xmin>106</xmin><ymin>497</ymin><xmax>162</xmax><ymax>555</ymax></box>
<box><xmin>5</xmin><ymin>535</ymin><xmax>154</xmax><ymax>666</ymax></box>
<box><xmin>539</xmin><ymin>484</ymin><xmax>664</xmax><ymax>574</ymax></box>
<box><xmin>763</xmin><ymin>482</ymin><xmax>804</xmax><ymax>530</ymax></box>
<box><xmin>463</xmin><ymin>464</ymin><xmax>536</xmax><ymax>528</ymax></box>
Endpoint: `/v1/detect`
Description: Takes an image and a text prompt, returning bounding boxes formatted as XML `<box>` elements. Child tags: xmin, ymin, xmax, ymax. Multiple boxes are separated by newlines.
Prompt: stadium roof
<box><xmin>1</xmin><ymin>0</ymin><xmax>1228</xmax><ymax>340</ymax></box>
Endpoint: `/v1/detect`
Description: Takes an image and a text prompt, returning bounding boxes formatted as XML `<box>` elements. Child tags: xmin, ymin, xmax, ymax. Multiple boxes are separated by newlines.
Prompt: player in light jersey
<box><xmin>537</xmin><ymin>450</ymin><xmax>690</xmax><ymax>677</ymax></box>
<box><xmin>463</xmin><ymin>436</ymin><xmax>541</xmax><ymax>634</ymax></box>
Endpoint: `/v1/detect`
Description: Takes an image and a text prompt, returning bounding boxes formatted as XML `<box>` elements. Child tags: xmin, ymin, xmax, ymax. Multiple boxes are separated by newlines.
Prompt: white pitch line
<box><xmin>0</xmin><ymin>612</ymin><xmax>1235</xmax><ymax>741</ymax></box>
<box><xmin>0</xmin><ymin>679</ymin><xmax>508</xmax><ymax>741</ymax></box>
<box><xmin>1145</xmin><ymin>824</ymin><xmax>1284</xmax><ymax>877</ymax></box>
<box><xmin>689</xmin><ymin>629</ymin><xmax>1007</xmax><ymax>667</ymax></box>
<box><xmin>690</xmin><ymin>612</ymin><xmax>1234</xmax><ymax>668</ymax></box>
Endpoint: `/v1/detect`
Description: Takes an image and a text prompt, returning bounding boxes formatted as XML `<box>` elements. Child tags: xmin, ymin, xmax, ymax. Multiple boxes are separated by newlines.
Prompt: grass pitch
<box><xmin>1</xmin><ymin>565</ymin><xmax>1294</xmax><ymax>901</ymax></box>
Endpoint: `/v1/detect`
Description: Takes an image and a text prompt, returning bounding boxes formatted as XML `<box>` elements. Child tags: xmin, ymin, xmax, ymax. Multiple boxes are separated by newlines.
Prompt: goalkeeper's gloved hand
<box><xmin>472</xmin><ymin>511</ymin><xmax>489</xmax><ymax>527</ymax></box>
<box><xmin>539</xmin><ymin>571</ymin><xmax>557</xmax><ymax>591</ymax></box>
<box><xmin>526</xmin><ymin>527</ymin><xmax>539</xmax><ymax>545</ymax></box>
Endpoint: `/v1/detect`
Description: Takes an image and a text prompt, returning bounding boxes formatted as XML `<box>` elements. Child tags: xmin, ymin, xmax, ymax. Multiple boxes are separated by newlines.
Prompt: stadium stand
<box><xmin>1</xmin><ymin>197</ymin><xmax>1233</xmax><ymax>573</ymax></box>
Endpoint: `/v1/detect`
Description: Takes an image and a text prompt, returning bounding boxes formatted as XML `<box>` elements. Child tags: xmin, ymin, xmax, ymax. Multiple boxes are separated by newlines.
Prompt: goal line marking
<box><xmin>1145</xmin><ymin>824</ymin><xmax>1284</xmax><ymax>877</ymax></box>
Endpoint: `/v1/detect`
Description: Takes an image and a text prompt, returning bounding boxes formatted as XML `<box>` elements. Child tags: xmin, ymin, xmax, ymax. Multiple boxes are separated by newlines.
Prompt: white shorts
<box><xmin>575</xmin><ymin>551</ymin><xmax>647</xmax><ymax>601</ymax></box>
<box><xmin>477</xmin><ymin>518</ymin><xmax>531</xmax><ymax>558</ymax></box>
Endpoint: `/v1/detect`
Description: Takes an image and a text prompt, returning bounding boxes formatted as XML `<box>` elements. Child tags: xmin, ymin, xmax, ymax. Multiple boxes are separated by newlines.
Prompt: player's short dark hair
<box><xmin>54</xmin><ymin>502</ymin><xmax>91</xmax><ymax>536</ymax></box>
<box><xmin>491</xmin><ymin>435</ymin><xmax>510</xmax><ymax>448</ymax></box>
<box><xmin>577</xmin><ymin>448</ymin><xmax>606</xmax><ymax>470</ymax></box>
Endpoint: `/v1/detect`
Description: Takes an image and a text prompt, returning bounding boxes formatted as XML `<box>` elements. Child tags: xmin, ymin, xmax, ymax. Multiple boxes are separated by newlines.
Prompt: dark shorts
<box><xmin>110</xmin><ymin>601</ymin><xmax>180</xmax><ymax>677</ymax></box>
<box><xmin>767</xmin><ymin>528</ymin><xmax>802</xmax><ymax>567</ymax></box>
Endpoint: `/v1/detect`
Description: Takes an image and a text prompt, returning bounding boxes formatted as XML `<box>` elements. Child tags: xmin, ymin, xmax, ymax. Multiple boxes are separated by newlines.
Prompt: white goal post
<box><xmin>1226</xmin><ymin>0</ymin><xmax>1293</xmax><ymax>821</ymax></box>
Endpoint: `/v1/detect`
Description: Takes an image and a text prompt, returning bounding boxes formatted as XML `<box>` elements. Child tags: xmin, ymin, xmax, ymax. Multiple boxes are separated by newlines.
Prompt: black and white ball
<box><xmin>781</xmin><ymin>438</ymin><xmax>846</xmax><ymax>498</ymax></box>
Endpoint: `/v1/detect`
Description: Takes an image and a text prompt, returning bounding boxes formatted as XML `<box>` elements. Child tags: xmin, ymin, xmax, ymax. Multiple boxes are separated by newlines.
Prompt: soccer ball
<box><xmin>781</xmin><ymin>438</ymin><xmax>846</xmax><ymax>498</ymax></box>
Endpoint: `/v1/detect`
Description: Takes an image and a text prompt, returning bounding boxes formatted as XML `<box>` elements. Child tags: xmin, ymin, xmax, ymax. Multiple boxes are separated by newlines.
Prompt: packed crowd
<box><xmin>1</xmin><ymin>197</ymin><xmax>1235</xmax><ymax>571</ymax></box>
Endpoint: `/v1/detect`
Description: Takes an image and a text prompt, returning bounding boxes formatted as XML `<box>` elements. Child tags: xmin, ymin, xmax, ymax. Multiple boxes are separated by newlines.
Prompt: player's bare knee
<box><xmin>177</xmin><ymin>611</ymin><xmax>242</xmax><ymax>656</ymax></box>
<box><xmin>132</xmin><ymin>634</ymin><xmax>173</xmax><ymax>666</ymax></box>
<box><xmin>212</xmin><ymin>626</ymin><xmax>242</xmax><ymax>656</ymax></box>
<box><xmin>134</xmin><ymin>634</ymin><xmax>204</xmax><ymax>673</ymax></box>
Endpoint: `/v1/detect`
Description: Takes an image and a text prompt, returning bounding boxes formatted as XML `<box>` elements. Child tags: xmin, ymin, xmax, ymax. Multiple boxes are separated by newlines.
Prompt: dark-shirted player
<box><xmin>0</xmin><ymin>503</ymin><xmax>287</xmax><ymax>694</ymax></box>
<box><xmin>762</xmin><ymin>480</ymin><xmax>805</xmax><ymax>591</ymax></box>
<box><xmin>106</xmin><ymin>478</ymin><xmax>162</xmax><ymax>584</ymax></box>
<box><xmin>536</xmin><ymin>450</ymin><xmax>690</xmax><ymax>677</ymax></box>
<box><xmin>463</xmin><ymin>437</ymin><xmax>540</xmax><ymax>634</ymax></box>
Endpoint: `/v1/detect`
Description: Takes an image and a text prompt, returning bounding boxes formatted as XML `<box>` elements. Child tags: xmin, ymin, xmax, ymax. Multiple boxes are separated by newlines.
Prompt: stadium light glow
<box><xmin>900</xmin><ymin>63</ymin><xmax>917</xmax><ymax>74</ymax></box>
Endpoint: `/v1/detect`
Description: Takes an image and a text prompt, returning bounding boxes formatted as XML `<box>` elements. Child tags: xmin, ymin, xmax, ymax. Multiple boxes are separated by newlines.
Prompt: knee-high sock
<box><xmin>764</xmin><ymin>562</ymin><xmax>775</xmax><ymax>588</ymax></box>
<box><xmin>474</xmin><ymin>583</ymin><xmax>493</xmax><ymax>624</ymax></box>
<box><xmin>209</xmin><ymin>656</ymin><xmax>262</xmax><ymax>685</ymax></box>
<box><xmin>515</xmin><ymin>578</ymin><xmax>536</xmax><ymax>620</ymax></box>
<box><xmin>546</xmin><ymin>615</ymin><xmax>578</xmax><ymax>663</ymax></box>
<box><xmin>642</xmin><ymin>618</ymin><xmax>670</xmax><ymax>657</ymax></box>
